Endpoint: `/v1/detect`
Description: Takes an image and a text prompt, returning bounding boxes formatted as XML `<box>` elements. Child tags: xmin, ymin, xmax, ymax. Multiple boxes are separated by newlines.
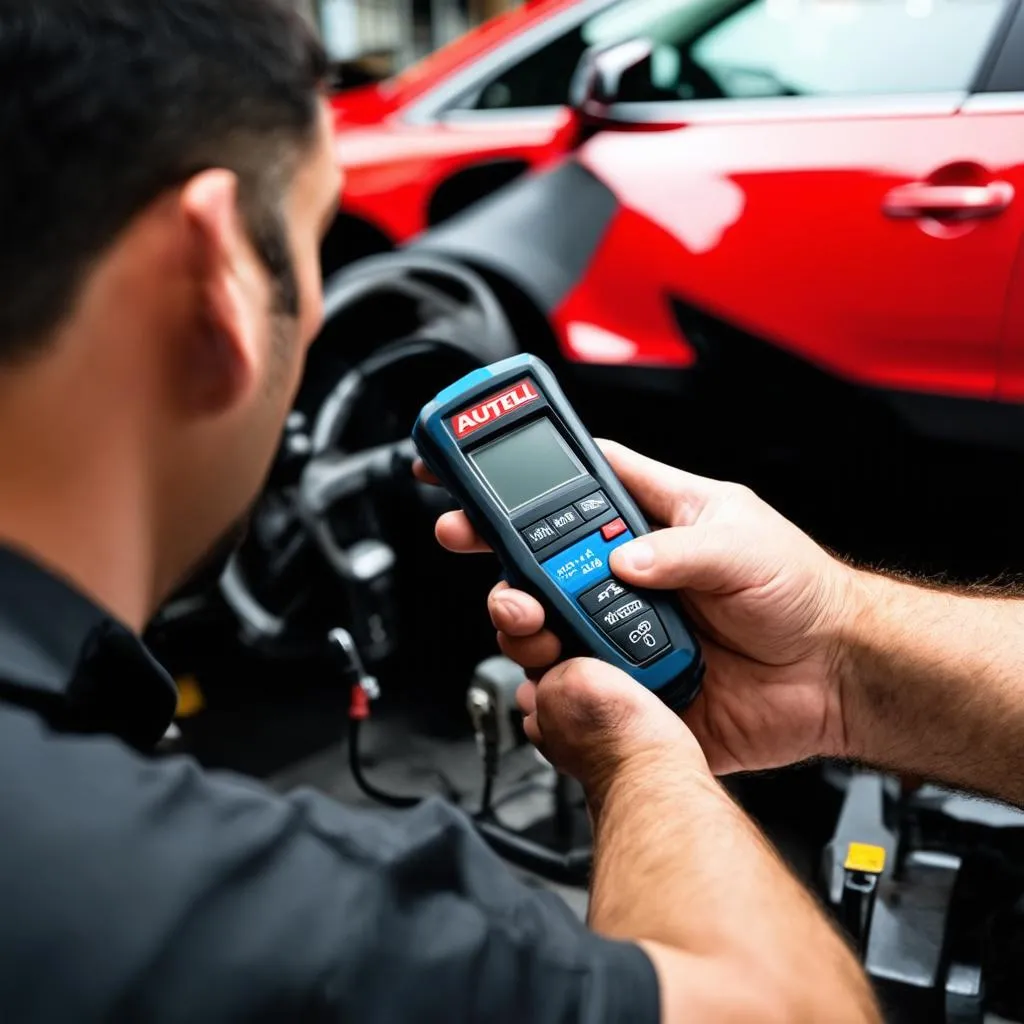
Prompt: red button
<box><xmin>601</xmin><ymin>518</ymin><xmax>627</xmax><ymax>541</ymax></box>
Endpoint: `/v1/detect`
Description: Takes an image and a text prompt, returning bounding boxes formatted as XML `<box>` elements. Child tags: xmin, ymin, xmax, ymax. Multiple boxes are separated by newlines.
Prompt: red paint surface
<box><xmin>557</xmin><ymin>106</ymin><xmax>1024</xmax><ymax>397</ymax></box>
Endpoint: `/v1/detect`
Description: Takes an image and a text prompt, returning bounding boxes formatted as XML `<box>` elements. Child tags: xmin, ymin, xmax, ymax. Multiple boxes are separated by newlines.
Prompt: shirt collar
<box><xmin>0</xmin><ymin>546</ymin><xmax>178</xmax><ymax>749</ymax></box>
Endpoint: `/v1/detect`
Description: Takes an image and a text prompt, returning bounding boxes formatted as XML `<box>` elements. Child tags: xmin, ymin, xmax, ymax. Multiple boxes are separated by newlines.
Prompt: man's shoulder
<box><xmin>0</xmin><ymin>702</ymin><xmax>363</xmax><ymax>1018</ymax></box>
<box><xmin>0</xmin><ymin>700</ymin><xmax>284</xmax><ymax>890</ymax></box>
<box><xmin>0</xmin><ymin>704</ymin><xmax>661</xmax><ymax>1024</ymax></box>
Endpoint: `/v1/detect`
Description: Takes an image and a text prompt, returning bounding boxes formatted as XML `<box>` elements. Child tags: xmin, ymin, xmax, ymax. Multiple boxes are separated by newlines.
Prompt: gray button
<box><xmin>522</xmin><ymin>520</ymin><xmax>557</xmax><ymax>551</ymax></box>
<box><xmin>547</xmin><ymin>505</ymin><xmax>583</xmax><ymax>536</ymax></box>
<box><xmin>578</xmin><ymin>578</ymin><xmax>628</xmax><ymax>616</ymax></box>
<box><xmin>609</xmin><ymin>613</ymin><xmax>670</xmax><ymax>664</ymax></box>
<box><xmin>593</xmin><ymin>594</ymin><xmax>650</xmax><ymax>634</ymax></box>
<box><xmin>575</xmin><ymin>491</ymin><xmax>611</xmax><ymax>521</ymax></box>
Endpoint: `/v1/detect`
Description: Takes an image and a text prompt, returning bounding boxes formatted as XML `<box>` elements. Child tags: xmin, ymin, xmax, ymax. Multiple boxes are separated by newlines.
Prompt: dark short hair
<box><xmin>0</xmin><ymin>0</ymin><xmax>328</xmax><ymax>361</ymax></box>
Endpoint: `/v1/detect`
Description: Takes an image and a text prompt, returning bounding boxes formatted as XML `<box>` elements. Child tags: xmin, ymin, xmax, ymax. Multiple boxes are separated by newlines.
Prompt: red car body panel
<box><xmin>331</xmin><ymin>0</ymin><xmax>581</xmax><ymax>242</ymax></box>
<box><xmin>561</xmin><ymin>104</ymin><xmax>1024</xmax><ymax>399</ymax></box>
<box><xmin>333</xmin><ymin>109</ymin><xmax>576</xmax><ymax>243</ymax></box>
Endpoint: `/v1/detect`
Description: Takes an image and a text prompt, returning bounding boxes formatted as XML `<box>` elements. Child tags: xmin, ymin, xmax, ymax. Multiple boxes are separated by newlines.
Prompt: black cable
<box><xmin>480</xmin><ymin>771</ymin><xmax>496</xmax><ymax>820</ymax></box>
<box><xmin>337</xmin><ymin>633</ymin><xmax>594</xmax><ymax>884</ymax></box>
<box><xmin>347</xmin><ymin>717</ymin><xmax>420</xmax><ymax>810</ymax></box>
<box><xmin>473</xmin><ymin>819</ymin><xmax>593</xmax><ymax>887</ymax></box>
<box><xmin>478</xmin><ymin>709</ymin><xmax>500</xmax><ymax>819</ymax></box>
<box><xmin>350</xmin><ymin>712</ymin><xmax>592</xmax><ymax>883</ymax></box>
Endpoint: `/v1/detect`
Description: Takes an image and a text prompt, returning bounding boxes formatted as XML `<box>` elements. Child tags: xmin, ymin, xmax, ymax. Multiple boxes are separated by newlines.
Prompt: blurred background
<box><xmin>299</xmin><ymin>0</ymin><xmax>514</xmax><ymax>83</ymax></box>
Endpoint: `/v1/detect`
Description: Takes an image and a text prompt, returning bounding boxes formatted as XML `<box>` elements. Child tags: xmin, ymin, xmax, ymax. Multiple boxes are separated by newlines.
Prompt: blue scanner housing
<box><xmin>413</xmin><ymin>354</ymin><xmax>703</xmax><ymax>710</ymax></box>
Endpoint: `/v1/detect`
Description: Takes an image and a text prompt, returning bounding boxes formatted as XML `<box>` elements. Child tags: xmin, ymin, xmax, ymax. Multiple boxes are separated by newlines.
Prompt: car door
<box><xmin>567</xmin><ymin>0</ymin><xmax>1024</xmax><ymax>404</ymax></box>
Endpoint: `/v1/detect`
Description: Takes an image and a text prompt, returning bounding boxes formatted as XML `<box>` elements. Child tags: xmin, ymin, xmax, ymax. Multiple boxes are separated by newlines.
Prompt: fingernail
<box><xmin>493</xmin><ymin>593</ymin><xmax>522</xmax><ymax>626</ymax></box>
<box><xmin>618</xmin><ymin>540</ymin><xmax>654</xmax><ymax>572</ymax></box>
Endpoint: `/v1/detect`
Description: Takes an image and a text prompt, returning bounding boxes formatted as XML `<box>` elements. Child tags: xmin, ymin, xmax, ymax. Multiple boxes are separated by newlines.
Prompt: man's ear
<box><xmin>178</xmin><ymin>170</ymin><xmax>262</xmax><ymax>414</ymax></box>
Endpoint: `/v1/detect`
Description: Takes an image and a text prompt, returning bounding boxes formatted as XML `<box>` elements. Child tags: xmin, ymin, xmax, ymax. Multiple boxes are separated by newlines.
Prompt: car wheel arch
<box><xmin>426</xmin><ymin>158</ymin><xmax>532</xmax><ymax>228</ymax></box>
<box><xmin>320</xmin><ymin>213</ymin><xmax>395</xmax><ymax>279</ymax></box>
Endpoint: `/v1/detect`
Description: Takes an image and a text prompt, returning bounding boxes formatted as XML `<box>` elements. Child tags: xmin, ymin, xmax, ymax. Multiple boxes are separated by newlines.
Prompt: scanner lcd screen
<box><xmin>470</xmin><ymin>419</ymin><xmax>585</xmax><ymax>513</ymax></box>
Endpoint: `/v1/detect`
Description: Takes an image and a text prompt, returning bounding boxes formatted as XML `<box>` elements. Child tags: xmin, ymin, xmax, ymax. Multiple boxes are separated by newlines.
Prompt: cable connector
<box><xmin>330</xmin><ymin>628</ymin><xmax>381</xmax><ymax>722</ymax></box>
<box><xmin>467</xmin><ymin>686</ymin><xmax>497</xmax><ymax>753</ymax></box>
<box><xmin>350</xmin><ymin>683</ymin><xmax>371</xmax><ymax>721</ymax></box>
<box><xmin>467</xmin><ymin>684</ymin><xmax>501</xmax><ymax>818</ymax></box>
<box><xmin>348</xmin><ymin>675</ymin><xmax>381</xmax><ymax>721</ymax></box>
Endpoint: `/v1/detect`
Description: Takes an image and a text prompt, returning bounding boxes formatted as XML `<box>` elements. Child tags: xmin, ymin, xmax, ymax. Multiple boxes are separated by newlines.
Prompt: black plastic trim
<box><xmin>410</xmin><ymin>160</ymin><xmax>619</xmax><ymax>313</ymax></box>
<box><xmin>426</xmin><ymin>158</ymin><xmax>531</xmax><ymax>228</ymax></box>
<box><xmin>975</xmin><ymin>0</ymin><xmax>1024</xmax><ymax>92</ymax></box>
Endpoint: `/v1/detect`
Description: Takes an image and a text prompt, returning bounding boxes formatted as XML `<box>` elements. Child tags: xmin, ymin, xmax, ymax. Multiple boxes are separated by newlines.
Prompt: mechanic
<box><xmin>0</xmin><ymin>1</ymin><xmax>877</xmax><ymax>1021</ymax></box>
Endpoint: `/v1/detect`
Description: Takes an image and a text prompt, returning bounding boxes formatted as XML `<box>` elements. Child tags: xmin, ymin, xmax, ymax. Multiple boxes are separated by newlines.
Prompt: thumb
<box><xmin>598</xmin><ymin>440</ymin><xmax>715</xmax><ymax>527</ymax></box>
<box><xmin>610</xmin><ymin>524</ymin><xmax>755</xmax><ymax>594</ymax></box>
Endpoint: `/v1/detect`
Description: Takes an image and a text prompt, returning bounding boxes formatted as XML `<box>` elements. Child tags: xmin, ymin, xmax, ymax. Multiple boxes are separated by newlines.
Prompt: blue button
<box><xmin>541</xmin><ymin>528</ymin><xmax>635</xmax><ymax>596</ymax></box>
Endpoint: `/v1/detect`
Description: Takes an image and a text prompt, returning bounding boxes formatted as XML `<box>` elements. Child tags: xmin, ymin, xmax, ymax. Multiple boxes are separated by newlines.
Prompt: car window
<box><xmin>470</xmin><ymin>25</ymin><xmax>592</xmax><ymax>109</ymax></box>
<box><xmin>464</xmin><ymin>0</ymin><xmax>1009</xmax><ymax>111</ymax></box>
<box><xmin>690</xmin><ymin>0</ymin><xmax>1008</xmax><ymax>98</ymax></box>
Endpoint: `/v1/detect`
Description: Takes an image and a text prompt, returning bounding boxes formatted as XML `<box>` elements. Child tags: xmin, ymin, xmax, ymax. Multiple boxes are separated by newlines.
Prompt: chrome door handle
<box><xmin>883</xmin><ymin>181</ymin><xmax>1014</xmax><ymax>219</ymax></box>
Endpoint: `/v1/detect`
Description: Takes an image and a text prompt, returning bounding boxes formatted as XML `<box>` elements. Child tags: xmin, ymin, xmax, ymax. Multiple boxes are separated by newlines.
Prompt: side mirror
<box><xmin>569</xmin><ymin>38</ymin><xmax>654</xmax><ymax>117</ymax></box>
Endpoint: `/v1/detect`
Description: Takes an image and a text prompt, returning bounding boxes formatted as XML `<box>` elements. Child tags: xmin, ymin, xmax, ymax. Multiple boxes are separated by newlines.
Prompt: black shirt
<box><xmin>0</xmin><ymin>546</ymin><xmax>659</xmax><ymax>1023</ymax></box>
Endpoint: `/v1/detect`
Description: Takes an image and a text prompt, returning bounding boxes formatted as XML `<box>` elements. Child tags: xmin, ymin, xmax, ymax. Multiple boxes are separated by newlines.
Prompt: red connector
<box><xmin>349</xmin><ymin>683</ymin><xmax>371</xmax><ymax>721</ymax></box>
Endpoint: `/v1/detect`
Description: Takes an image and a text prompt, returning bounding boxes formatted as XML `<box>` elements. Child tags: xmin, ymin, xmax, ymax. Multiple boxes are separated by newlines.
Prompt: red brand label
<box><xmin>451</xmin><ymin>378</ymin><xmax>541</xmax><ymax>439</ymax></box>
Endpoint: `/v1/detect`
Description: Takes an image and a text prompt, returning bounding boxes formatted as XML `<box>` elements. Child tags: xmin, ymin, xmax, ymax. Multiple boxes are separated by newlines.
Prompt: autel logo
<box><xmin>452</xmin><ymin>379</ymin><xmax>540</xmax><ymax>438</ymax></box>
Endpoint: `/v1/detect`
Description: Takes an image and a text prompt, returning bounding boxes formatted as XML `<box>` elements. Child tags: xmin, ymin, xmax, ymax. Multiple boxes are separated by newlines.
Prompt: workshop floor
<box><xmin>269</xmin><ymin>715</ymin><xmax>590</xmax><ymax>919</ymax></box>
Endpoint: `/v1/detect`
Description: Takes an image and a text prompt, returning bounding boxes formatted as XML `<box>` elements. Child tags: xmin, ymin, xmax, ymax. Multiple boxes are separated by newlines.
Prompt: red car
<box><xmin>322</xmin><ymin>0</ymin><xmax>1024</xmax><ymax>576</ymax></box>
<box><xmin>329</xmin><ymin>0</ymin><xmax>1024</xmax><ymax>406</ymax></box>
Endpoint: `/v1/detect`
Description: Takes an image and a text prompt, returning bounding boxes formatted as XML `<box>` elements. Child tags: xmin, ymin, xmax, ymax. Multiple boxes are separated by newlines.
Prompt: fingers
<box><xmin>434</xmin><ymin>511</ymin><xmax>490</xmax><ymax>554</ymax></box>
<box><xmin>489</xmin><ymin>583</ymin><xmax>561</xmax><ymax>667</ymax></box>
<box><xmin>597</xmin><ymin>440</ymin><xmax>717</xmax><ymax>527</ymax></box>
<box><xmin>518</xmin><ymin>682</ymin><xmax>543</xmax><ymax>750</ymax></box>
<box><xmin>411</xmin><ymin>459</ymin><xmax>438</xmax><ymax>485</ymax></box>
<box><xmin>498</xmin><ymin>630</ymin><xmax>562</xmax><ymax>669</ymax></box>
<box><xmin>522</xmin><ymin>711</ymin><xmax>543</xmax><ymax>750</ymax></box>
<box><xmin>516</xmin><ymin>681</ymin><xmax>538</xmax><ymax>717</ymax></box>
<box><xmin>488</xmin><ymin>582</ymin><xmax>545</xmax><ymax>637</ymax></box>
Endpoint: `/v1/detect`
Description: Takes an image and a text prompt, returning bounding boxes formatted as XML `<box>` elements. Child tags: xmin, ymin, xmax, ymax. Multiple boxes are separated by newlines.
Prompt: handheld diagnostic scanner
<box><xmin>414</xmin><ymin>354</ymin><xmax>703</xmax><ymax>711</ymax></box>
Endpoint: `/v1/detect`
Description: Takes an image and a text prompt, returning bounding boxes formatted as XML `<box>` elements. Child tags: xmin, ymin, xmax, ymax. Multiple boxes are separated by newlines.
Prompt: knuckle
<box><xmin>544</xmin><ymin>659</ymin><xmax>630</xmax><ymax>731</ymax></box>
<box><xmin>727</xmin><ymin>481</ymin><xmax>755</xmax><ymax>502</ymax></box>
<box><xmin>557</xmin><ymin>659</ymin><xmax>594</xmax><ymax>696</ymax></box>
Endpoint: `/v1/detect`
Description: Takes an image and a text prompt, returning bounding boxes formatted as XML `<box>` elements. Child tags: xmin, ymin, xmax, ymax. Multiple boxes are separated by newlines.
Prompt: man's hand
<box><xmin>515</xmin><ymin>656</ymin><xmax>709</xmax><ymax>805</ymax></box>
<box><xmin>418</xmin><ymin>449</ymin><xmax>880</xmax><ymax>1022</ymax></box>
<box><xmin>430</xmin><ymin>441</ymin><xmax>855</xmax><ymax>774</ymax></box>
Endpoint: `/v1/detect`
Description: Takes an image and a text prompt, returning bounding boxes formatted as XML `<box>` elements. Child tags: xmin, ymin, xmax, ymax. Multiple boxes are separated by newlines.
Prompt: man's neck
<box><xmin>0</xmin><ymin>366</ymin><xmax>155</xmax><ymax>632</ymax></box>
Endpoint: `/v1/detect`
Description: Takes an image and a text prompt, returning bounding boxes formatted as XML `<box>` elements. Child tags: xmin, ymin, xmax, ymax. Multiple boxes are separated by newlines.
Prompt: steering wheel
<box><xmin>218</xmin><ymin>252</ymin><xmax>518</xmax><ymax>660</ymax></box>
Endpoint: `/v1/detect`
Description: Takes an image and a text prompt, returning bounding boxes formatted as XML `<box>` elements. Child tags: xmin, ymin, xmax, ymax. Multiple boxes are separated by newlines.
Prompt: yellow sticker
<box><xmin>844</xmin><ymin>842</ymin><xmax>886</xmax><ymax>875</ymax></box>
<box><xmin>175</xmin><ymin>676</ymin><xmax>206</xmax><ymax>719</ymax></box>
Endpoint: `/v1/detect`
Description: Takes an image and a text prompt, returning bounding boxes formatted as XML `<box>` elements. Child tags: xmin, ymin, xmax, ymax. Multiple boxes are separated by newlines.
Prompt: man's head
<box><xmin>0</xmin><ymin>0</ymin><xmax>342</xmax><ymax>621</ymax></box>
